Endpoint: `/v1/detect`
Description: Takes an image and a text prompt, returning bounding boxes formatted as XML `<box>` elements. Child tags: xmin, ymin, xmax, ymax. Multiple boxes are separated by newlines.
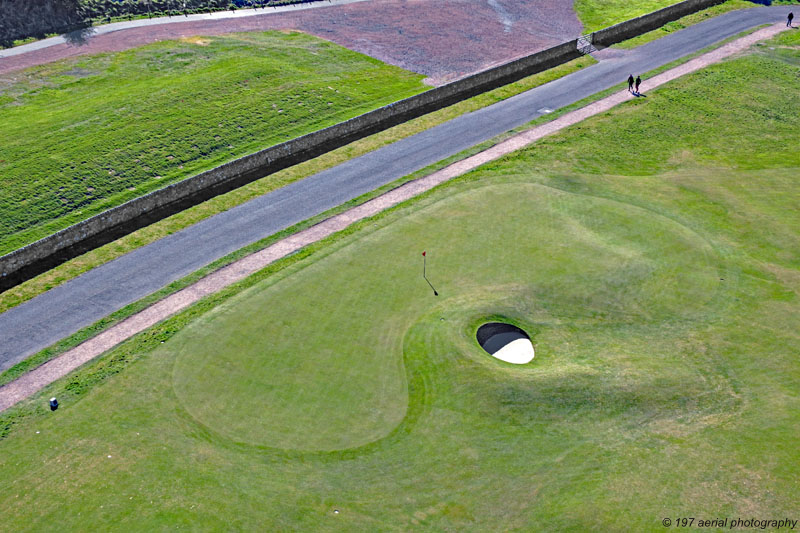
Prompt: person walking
<box><xmin>788</xmin><ymin>12</ymin><xmax>794</xmax><ymax>27</ymax></box>
<box><xmin>635</xmin><ymin>75</ymin><xmax>642</xmax><ymax>94</ymax></box>
<box><xmin>627</xmin><ymin>74</ymin><xmax>635</xmax><ymax>93</ymax></box>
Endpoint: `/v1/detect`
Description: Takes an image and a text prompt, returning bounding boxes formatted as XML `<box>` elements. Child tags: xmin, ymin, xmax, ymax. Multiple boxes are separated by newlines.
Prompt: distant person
<box><xmin>788</xmin><ymin>12</ymin><xmax>794</xmax><ymax>27</ymax></box>
<box><xmin>635</xmin><ymin>75</ymin><xmax>642</xmax><ymax>94</ymax></box>
<box><xmin>628</xmin><ymin>74</ymin><xmax>634</xmax><ymax>93</ymax></box>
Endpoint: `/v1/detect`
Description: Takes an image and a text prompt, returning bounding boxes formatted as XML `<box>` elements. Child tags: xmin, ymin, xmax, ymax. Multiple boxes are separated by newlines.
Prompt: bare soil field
<box><xmin>0</xmin><ymin>0</ymin><xmax>582</xmax><ymax>84</ymax></box>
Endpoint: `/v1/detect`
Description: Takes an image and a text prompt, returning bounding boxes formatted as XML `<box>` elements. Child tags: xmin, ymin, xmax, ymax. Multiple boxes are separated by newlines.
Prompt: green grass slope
<box><xmin>574</xmin><ymin>0</ymin><xmax>795</xmax><ymax>34</ymax></box>
<box><xmin>575</xmin><ymin>0</ymin><xmax>687</xmax><ymax>32</ymax></box>
<box><xmin>0</xmin><ymin>37</ymin><xmax>798</xmax><ymax>531</ymax></box>
<box><xmin>0</xmin><ymin>31</ymin><xmax>426</xmax><ymax>254</ymax></box>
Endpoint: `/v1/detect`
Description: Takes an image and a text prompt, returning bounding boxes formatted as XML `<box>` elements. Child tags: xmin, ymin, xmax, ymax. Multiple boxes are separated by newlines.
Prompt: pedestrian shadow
<box><xmin>633</xmin><ymin>92</ymin><xmax>647</xmax><ymax>98</ymax></box>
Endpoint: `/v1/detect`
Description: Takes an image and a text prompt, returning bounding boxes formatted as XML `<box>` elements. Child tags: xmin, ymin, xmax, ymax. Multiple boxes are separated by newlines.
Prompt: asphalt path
<box><xmin>0</xmin><ymin>6</ymin><xmax>791</xmax><ymax>371</ymax></box>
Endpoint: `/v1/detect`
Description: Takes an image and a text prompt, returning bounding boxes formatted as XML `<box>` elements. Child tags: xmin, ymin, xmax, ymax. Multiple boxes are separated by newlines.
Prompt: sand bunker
<box><xmin>477</xmin><ymin>322</ymin><xmax>534</xmax><ymax>364</ymax></box>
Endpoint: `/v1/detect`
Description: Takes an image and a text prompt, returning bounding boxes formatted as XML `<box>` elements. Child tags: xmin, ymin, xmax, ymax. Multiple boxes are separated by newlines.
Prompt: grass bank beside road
<box><xmin>0</xmin><ymin>31</ymin><xmax>797</xmax><ymax>530</ymax></box>
<box><xmin>576</xmin><ymin>0</ymin><xmax>722</xmax><ymax>32</ymax></box>
<box><xmin>576</xmin><ymin>0</ymin><xmax>797</xmax><ymax>40</ymax></box>
<box><xmin>0</xmin><ymin>30</ymin><xmax>427</xmax><ymax>255</ymax></box>
<box><xmin>612</xmin><ymin>0</ymin><xmax>757</xmax><ymax>49</ymax></box>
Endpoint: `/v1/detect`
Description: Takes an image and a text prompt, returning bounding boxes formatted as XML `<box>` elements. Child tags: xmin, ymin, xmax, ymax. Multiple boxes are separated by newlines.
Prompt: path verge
<box><xmin>0</xmin><ymin>22</ymin><xmax>787</xmax><ymax>413</ymax></box>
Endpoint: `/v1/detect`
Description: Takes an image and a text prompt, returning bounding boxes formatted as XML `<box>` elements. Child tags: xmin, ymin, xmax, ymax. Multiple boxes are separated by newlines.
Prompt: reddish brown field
<box><xmin>0</xmin><ymin>0</ymin><xmax>582</xmax><ymax>84</ymax></box>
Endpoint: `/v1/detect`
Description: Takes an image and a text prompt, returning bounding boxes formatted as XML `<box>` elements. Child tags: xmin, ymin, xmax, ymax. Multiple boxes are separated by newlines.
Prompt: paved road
<box><xmin>0</xmin><ymin>0</ymin><xmax>369</xmax><ymax>59</ymax></box>
<box><xmin>0</xmin><ymin>7</ymin><xmax>791</xmax><ymax>371</ymax></box>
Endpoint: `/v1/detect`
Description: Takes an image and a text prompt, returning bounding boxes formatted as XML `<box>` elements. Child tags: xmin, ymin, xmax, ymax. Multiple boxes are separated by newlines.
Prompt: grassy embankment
<box><xmin>0</xmin><ymin>30</ymin><xmax>798</xmax><ymax>531</ymax></box>
<box><xmin>576</xmin><ymin>0</ymin><xmax>740</xmax><ymax>32</ymax></box>
<box><xmin>0</xmin><ymin>31</ymin><xmax>427</xmax><ymax>256</ymax></box>
<box><xmin>575</xmin><ymin>0</ymin><xmax>797</xmax><ymax>49</ymax></box>
<box><xmin>0</xmin><ymin>36</ymin><xmax>594</xmax><ymax>313</ymax></box>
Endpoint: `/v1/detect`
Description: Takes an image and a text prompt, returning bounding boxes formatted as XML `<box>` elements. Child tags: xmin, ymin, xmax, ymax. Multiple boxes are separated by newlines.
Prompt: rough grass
<box><xmin>0</xmin><ymin>31</ymin><xmax>427</xmax><ymax>255</ymax></box>
<box><xmin>0</xmin><ymin>39</ymin><xmax>798</xmax><ymax>531</ymax></box>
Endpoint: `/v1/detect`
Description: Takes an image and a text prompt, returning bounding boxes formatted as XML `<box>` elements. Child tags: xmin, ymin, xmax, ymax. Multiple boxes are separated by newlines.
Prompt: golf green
<box><xmin>172</xmin><ymin>182</ymin><xmax>718</xmax><ymax>451</ymax></box>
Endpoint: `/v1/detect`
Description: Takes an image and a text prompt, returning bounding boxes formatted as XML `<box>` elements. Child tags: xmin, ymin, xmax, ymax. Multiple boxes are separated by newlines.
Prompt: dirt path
<box><xmin>0</xmin><ymin>23</ymin><xmax>787</xmax><ymax>413</ymax></box>
<box><xmin>0</xmin><ymin>0</ymin><xmax>582</xmax><ymax>84</ymax></box>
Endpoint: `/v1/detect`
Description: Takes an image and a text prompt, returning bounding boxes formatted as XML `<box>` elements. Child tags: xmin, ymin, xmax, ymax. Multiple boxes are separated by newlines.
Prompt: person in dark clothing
<box><xmin>628</xmin><ymin>74</ymin><xmax>634</xmax><ymax>93</ymax></box>
<box><xmin>635</xmin><ymin>75</ymin><xmax>642</xmax><ymax>94</ymax></box>
<box><xmin>788</xmin><ymin>12</ymin><xmax>794</xmax><ymax>27</ymax></box>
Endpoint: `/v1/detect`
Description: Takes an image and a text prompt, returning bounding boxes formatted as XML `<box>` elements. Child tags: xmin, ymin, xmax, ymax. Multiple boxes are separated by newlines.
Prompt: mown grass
<box><xmin>0</xmin><ymin>54</ymin><xmax>595</xmax><ymax>314</ymax></box>
<box><xmin>0</xmin><ymin>31</ymin><xmax>427</xmax><ymax>255</ymax></box>
<box><xmin>0</xmin><ymin>35</ymin><xmax>798</xmax><ymax>530</ymax></box>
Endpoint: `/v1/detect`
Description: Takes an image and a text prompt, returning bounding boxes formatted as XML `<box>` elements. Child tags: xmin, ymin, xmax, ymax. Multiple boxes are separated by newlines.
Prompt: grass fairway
<box><xmin>0</xmin><ymin>32</ymin><xmax>426</xmax><ymax>254</ymax></box>
<box><xmin>1</xmin><ymin>37</ymin><xmax>799</xmax><ymax>531</ymax></box>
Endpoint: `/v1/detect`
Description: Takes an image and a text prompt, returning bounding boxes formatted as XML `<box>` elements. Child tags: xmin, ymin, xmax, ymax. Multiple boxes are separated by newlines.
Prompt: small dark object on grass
<box><xmin>49</xmin><ymin>397</ymin><xmax>59</xmax><ymax>411</ymax></box>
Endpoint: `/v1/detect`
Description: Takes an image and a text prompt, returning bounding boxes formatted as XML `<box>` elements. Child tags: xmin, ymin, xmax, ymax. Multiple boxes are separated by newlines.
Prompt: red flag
<box><xmin>422</xmin><ymin>251</ymin><xmax>426</xmax><ymax>257</ymax></box>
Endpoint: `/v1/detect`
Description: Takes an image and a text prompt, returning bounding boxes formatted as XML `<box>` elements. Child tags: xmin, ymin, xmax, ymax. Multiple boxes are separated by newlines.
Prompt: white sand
<box><xmin>490</xmin><ymin>338</ymin><xmax>535</xmax><ymax>365</ymax></box>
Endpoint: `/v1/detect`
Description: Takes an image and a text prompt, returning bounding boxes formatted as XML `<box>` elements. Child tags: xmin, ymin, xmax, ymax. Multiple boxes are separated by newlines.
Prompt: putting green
<box><xmin>172</xmin><ymin>181</ymin><xmax>718</xmax><ymax>451</ymax></box>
